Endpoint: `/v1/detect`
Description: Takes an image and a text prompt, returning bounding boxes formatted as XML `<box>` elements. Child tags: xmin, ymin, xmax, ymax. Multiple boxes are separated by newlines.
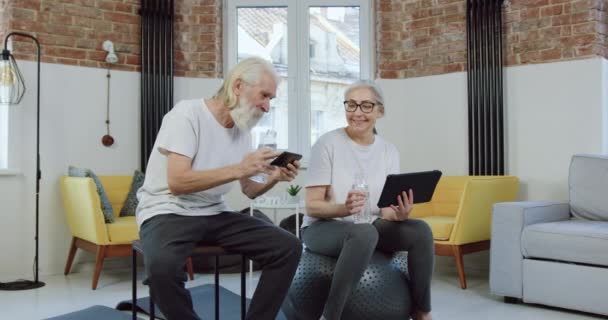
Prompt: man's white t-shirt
<box><xmin>136</xmin><ymin>99</ymin><xmax>251</xmax><ymax>227</ymax></box>
<box><xmin>303</xmin><ymin>128</ymin><xmax>400</xmax><ymax>227</ymax></box>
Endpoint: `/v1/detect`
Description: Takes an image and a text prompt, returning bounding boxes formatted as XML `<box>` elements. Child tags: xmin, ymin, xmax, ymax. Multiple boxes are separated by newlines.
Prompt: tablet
<box><xmin>377</xmin><ymin>170</ymin><xmax>442</xmax><ymax>207</ymax></box>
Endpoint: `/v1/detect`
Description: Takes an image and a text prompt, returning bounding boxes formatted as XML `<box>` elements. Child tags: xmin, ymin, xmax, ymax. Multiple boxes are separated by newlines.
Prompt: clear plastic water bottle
<box><xmin>351</xmin><ymin>173</ymin><xmax>372</xmax><ymax>224</ymax></box>
<box><xmin>250</xmin><ymin>129</ymin><xmax>277</xmax><ymax>184</ymax></box>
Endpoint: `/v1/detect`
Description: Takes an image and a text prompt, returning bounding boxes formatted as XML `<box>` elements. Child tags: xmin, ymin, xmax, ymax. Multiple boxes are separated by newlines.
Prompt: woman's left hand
<box><xmin>388</xmin><ymin>189</ymin><xmax>414</xmax><ymax>221</ymax></box>
<box><xmin>269</xmin><ymin>160</ymin><xmax>300</xmax><ymax>182</ymax></box>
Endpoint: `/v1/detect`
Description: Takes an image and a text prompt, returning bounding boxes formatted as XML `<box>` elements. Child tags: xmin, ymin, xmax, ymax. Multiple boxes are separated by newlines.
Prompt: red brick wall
<box><xmin>4</xmin><ymin>0</ymin><xmax>222</xmax><ymax>76</ymax></box>
<box><xmin>376</xmin><ymin>0</ymin><xmax>607</xmax><ymax>79</ymax></box>
<box><xmin>504</xmin><ymin>0</ymin><xmax>606</xmax><ymax>65</ymax></box>
<box><xmin>1</xmin><ymin>0</ymin><xmax>605</xmax><ymax>79</ymax></box>
<box><xmin>5</xmin><ymin>0</ymin><xmax>140</xmax><ymax>71</ymax></box>
<box><xmin>174</xmin><ymin>0</ymin><xmax>222</xmax><ymax>77</ymax></box>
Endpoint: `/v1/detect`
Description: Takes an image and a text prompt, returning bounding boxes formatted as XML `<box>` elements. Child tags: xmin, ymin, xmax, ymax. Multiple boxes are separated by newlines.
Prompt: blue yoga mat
<box><xmin>44</xmin><ymin>305</ymin><xmax>139</xmax><ymax>320</ymax></box>
<box><xmin>116</xmin><ymin>284</ymin><xmax>287</xmax><ymax>320</ymax></box>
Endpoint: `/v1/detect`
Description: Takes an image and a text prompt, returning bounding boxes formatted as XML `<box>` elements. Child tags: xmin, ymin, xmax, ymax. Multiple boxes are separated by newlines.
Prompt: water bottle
<box><xmin>250</xmin><ymin>129</ymin><xmax>277</xmax><ymax>184</ymax></box>
<box><xmin>351</xmin><ymin>173</ymin><xmax>372</xmax><ymax>224</ymax></box>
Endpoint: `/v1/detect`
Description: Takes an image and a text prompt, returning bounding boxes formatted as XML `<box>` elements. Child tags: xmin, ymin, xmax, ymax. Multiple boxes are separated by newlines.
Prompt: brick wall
<box><xmin>1</xmin><ymin>0</ymin><xmax>605</xmax><ymax>79</ymax></box>
<box><xmin>3</xmin><ymin>0</ymin><xmax>222</xmax><ymax>77</ymax></box>
<box><xmin>504</xmin><ymin>0</ymin><xmax>606</xmax><ymax>65</ymax></box>
<box><xmin>174</xmin><ymin>0</ymin><xmax>222</xmax><ymax>77</ymax></box>
<box><xmin>376</xmin><ymin>0</ymin><xmax>607</xmax><ymax>79</ymax></box>
<box><xmin>0</xmin><ymin>0</ymin><xmax>10</xmax><ymax>44</ymax></box>
<box><xmin>5</xmin><ymin>0</ymin><xmax>140</xmax><ymax>71</ymax></box>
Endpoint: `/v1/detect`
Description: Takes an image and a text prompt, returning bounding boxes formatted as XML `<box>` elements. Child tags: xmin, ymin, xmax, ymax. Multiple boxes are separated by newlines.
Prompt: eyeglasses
<box><xmin>343</xmin><ymin>100</ymin><xmax>380</xmax><ymax>113</ymax></box>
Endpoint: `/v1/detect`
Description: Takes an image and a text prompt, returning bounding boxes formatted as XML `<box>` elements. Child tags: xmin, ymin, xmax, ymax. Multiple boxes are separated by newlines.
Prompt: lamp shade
<box><xmin>0</xmin><ymin>49</ymin><xmax>26</xmax><ymax>105</ymax></box>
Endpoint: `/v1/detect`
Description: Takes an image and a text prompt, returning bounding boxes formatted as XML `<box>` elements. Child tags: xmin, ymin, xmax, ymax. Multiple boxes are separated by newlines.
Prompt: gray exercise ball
<box><xmin>282</xmin><ymin>249</ymin><xmax>411</xmax><ymax>320</ymax></box>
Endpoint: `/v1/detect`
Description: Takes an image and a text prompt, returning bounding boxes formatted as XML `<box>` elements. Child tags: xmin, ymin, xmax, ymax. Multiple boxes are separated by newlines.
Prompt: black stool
<box><xmin>132</xmin><ymin>240</ymin><xmax>247</xmax><ymax>320</ymax></box>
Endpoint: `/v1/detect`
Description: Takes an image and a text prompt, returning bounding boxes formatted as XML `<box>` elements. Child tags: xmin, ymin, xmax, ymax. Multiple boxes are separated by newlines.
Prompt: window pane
<box><xmin>0</xmin><ymin>105</ymin><xmax>7</xmax><ymax>168</ymax></box>
<box><xmin>309</xmin><ymin>7</ymin><xmax>360</xmax><ymax>146</ymax></box>
<box><xmin>237</xmin><ymin>7</ymin><xmax>288</xmax><ymax>150</ymax></box>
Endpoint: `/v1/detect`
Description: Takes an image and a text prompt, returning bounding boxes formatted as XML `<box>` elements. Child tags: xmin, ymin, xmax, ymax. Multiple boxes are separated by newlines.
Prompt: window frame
<box><xmin>224</xmin><ymin>0</ymin><xmax>374</xmax><ymax>161</ymax></box>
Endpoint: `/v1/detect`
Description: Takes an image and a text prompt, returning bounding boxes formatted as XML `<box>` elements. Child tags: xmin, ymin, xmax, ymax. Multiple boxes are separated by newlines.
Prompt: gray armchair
<box><xmin>489</xmin><ymin>154</ymin><xmax>608</xmax><ymax>316</ymax></box>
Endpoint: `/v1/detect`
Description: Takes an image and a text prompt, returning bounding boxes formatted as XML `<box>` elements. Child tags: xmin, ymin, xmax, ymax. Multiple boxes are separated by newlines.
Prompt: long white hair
<box><xmin>214</xmin><ymin>57</ymin><xmax>278</xmax><ymax>109</ymax></box>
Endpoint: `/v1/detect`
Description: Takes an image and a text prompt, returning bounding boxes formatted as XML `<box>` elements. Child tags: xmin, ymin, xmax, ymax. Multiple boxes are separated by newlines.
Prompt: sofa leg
<box><xmin>452</xmin><ymin>245</ymin><xmax>467</xmax><ymax>289</ymax></box>
<box><xmin>92</xmin><ymin>245</ymin><xmax>107</xmax><ymax>290</ymax></box>
<box><xmin>64</xmin><ymin>237</ymin><xmax>78</xmax><ymax>275</ymax></box>
<box><xmin>504</xmin><ymin>297</ymin><xmax>521</xmax><ymax>304</ymax></box>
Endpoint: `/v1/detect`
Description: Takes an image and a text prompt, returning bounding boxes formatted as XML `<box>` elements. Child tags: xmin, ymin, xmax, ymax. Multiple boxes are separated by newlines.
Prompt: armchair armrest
<box><xmin>59</xmin><ymin>176</ymin><xmax>110</xmax><ymax>245</ymax></box>
<box><xmin>489</xmin><ymin>201</ymin><xmax>570</xmax><ymax>298</ymax></box>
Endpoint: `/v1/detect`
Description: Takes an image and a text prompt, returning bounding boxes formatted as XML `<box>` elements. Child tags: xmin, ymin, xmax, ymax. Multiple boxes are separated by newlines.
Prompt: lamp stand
<box><xmin>0</xmin><ymin>32</ymin><xmax>45</xmax><ymax>290</ymax></box>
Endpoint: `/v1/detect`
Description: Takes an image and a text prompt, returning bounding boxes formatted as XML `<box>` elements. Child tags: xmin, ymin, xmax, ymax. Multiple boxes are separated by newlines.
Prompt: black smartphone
<box><xmin>270</xmin><ymin>151</ymin><xmax>303</xmax><ymax>167</ymax></box>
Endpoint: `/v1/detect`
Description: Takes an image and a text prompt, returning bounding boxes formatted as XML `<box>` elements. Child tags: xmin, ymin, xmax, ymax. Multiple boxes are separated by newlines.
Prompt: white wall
<box><xmin>603</xmin><ymin>58</ymin><xmax>608</xmax><ymax>154</ymax></box>
<box><xmin>378</xmin><ymin>58</ymin><xmax>605</xmax><ymax>202</ymax></box>
<box><xmin>0</xmin><ymin>62</ymin><xmax>140</xmax><ymax>280</ymax></box>
<box><xmin>1</xmin><ymin>57</ymin><xmax>606</xmax><ymax>279</ymax></box>
<box><xmin>0</xmin><ymin>65</ymin><xmax>225</xmax><ymax>280</ymax></box>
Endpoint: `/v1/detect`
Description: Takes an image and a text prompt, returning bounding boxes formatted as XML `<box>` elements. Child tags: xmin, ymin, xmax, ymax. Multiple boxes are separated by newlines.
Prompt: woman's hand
<box><xmin>384</xmin><ymin>189</ymin><xmax>414</xmax><ymax>221</ymax></box>
<box><xmin>344</xmin><ymin>190</ymin><xmax>366</xmax><ymax>217</ymax></box>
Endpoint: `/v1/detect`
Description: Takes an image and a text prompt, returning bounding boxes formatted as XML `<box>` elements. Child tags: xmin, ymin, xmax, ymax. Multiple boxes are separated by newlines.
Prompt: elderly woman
<box><xmin>303</xmin><ymin>80</ymin><xmax>434</xmax><ymax>320</ymax></box>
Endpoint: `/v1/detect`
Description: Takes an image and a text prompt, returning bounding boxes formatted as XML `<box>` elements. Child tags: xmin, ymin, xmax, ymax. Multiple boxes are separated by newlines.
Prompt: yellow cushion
<box><xmin>418</xmin><ymin>216</ymin><xmax>455</xmax><ymax>241</ymax></box>
<box><xmin>106</xmin><ymin>216</ymin><xmax>139</xmax><ymax>244</ymax></box>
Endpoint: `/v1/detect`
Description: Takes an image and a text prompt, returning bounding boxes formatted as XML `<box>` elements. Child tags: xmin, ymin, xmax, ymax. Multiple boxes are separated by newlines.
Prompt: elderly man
<box><xmin>136</xmin><ymin>57</ymin><xmax>302</xmax><ymax>320</ymax></box>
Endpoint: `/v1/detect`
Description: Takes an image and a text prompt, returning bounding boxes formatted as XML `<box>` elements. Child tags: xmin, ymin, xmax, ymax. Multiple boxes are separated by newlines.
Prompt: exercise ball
<box><xmin>282</xmin><ymin>249</ymin><xmax>411</xmax><ymax>320</ymax></box>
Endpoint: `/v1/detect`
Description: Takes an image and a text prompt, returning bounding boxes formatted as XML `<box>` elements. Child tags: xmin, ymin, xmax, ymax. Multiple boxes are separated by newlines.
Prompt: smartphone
<box><xmin>270</xmin><ymin>151</ymin><xmax>303</xmax><ymax>167</ymax></box>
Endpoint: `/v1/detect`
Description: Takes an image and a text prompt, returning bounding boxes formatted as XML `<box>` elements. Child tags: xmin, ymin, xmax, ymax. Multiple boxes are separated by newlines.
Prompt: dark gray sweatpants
<box><xmin>139</xmin><ymin>212</ymin><xmax>302</xmax><ymax>320</ymax></box>
<box><xmin>301</xmin><ymin>218</ymin><xmax>434</xmax><ymax>320</ymax></box>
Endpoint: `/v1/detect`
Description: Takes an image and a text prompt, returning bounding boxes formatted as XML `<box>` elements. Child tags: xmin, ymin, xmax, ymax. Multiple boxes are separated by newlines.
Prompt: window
<box><xmin>0</xmin><ymin>105</ymin><xmax>7</xmax><ymax>169</ymax></box>
<box><xmin>225</xmin><ymin>0</ymin><xmax>373</xmax><ymax>158</ymax></box>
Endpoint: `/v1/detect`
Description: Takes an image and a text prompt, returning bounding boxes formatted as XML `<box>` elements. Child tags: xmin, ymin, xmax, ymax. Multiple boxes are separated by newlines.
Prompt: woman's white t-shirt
<box><xmin>136</xmin><ymin>99</ymin><xmax>251</xmax><ymax>227</ymax></box>
<box><xmin>304</xmin><ymin>128</ymin><xmax>400</xmax><ymax>227</ymax></box>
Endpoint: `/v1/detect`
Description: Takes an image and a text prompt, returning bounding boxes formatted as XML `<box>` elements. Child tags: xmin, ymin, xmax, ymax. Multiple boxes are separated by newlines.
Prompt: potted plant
<box><xmin>286</xmin><ymin>184</ymin><xmax>302</xmax><ymax>204</ymax></box>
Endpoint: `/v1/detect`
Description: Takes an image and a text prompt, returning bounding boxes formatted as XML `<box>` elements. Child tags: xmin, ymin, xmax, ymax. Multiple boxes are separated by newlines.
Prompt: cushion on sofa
<box><xmin>521</xmin><ymin>219</ymin><xmax>608</xmax><ymax>267</ymax></box>
<box><xmin>569</xmin><ymin>154</ymin><xmax>608</xmax><ymax>221</ymax></box>
<box><xmin>417</xmin><ymin>216</ymin><xmax>454</xmax><ymax>241</ymax></box>
<box><xmin>119</xmin><ymin>171</ymin><xmax>145</xmax><ymax>217</ymax></box>
<box><xmin>68</xmin><ymin>166</ymin><xmax>114</xmax><ymax>223</ymax></box>
<box><xmin>106</xmin><ymin>216</ymin><xmax>139</xmax><ymax>244</ymax></box>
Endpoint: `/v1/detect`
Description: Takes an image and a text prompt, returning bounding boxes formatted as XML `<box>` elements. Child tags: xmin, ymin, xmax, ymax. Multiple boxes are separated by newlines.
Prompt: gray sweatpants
<box><xmin>139</xmin><ymin>212</ymin><xmax>302</xmax><ymax>320</ymax></box>
<box><xmin>301</xmin><ymin>218</ymin><xmax>434</xmax><ymax>320</ymax></box>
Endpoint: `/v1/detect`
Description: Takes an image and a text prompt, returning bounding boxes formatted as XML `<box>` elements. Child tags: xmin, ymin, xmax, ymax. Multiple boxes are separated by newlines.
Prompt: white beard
<box><xmin>230</xmin><ymin>96</ymin><xmax>264</xmax><ymax>131</ymax></box>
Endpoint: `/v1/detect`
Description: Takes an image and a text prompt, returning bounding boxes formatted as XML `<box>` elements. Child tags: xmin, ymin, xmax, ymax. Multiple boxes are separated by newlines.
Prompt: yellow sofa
<box><xmin>410</xmin><ymin>176</ymin><xmax>519</xmax><ymax>289</ymax></box>
<box><xmin>60</xmin><ymin>175</ymin><xmax>139</xmax><ymax>290</ymax></box>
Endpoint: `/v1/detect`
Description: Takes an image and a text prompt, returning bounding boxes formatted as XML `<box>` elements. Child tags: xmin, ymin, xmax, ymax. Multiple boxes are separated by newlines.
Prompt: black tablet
<box><xmin>377</xmin><ymin>170</ymin><xmax>442</xmax><ymax>207</ymax></box>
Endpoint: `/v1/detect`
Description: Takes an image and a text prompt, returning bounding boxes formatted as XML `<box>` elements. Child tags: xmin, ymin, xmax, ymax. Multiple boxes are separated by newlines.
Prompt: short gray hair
<box><xmin>344</xmin><ymin>79</ymin><xmax>385</xmax><ymax>107</ymax></box>
<box><xmin>214</xmin><ymin>57</ymin><xmax>279</xmax><ymax>109</ymax></box>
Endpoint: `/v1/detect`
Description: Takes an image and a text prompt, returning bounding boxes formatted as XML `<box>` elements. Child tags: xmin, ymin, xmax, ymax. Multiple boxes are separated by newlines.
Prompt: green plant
<box><xmin>287</xmin><ymin>184</ymin><xmax>302</xmax><ymax>196</ymax></box>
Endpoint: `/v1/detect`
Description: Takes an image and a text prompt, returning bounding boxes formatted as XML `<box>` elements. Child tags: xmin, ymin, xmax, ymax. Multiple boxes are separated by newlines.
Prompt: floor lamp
<box><xmin>0</xmin><ymin>32</ymin><xmax>45</xmax><ymax>290</ymax></box>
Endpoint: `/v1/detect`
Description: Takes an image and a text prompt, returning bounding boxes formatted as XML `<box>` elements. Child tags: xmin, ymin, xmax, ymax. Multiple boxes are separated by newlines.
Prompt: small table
<box><xmin>249</xmin><ymin>202</ymin><xmax>302</xmax><ymax>238</ymax></box>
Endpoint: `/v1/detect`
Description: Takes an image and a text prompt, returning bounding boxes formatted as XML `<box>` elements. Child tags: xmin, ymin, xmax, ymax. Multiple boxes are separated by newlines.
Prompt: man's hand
<box><xmin>268</xmin><ymin>160</ymin><xmax>300</xmax><ymax>182</ymax></box>
<box><xmin>237</xmin><ymin>148</ymin><xmax>280</xmax><ymax>179</ymax></box>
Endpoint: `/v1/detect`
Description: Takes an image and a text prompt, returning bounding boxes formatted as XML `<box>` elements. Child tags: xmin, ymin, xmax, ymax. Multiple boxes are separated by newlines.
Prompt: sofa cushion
<box><xmin>569</xmin><ymin>154</ymin><xmax>608</xmax><ymax>221</ymax></box>
<box><xmin>119</xmin><ymin>171</ymin><xmax>145</xmax><ymax>217</ymax></box>
<box><xmin>68</xmin><ymin>166</ymin><xmax>114</xmax><ymax>223</ymax></box>
<box><xmin>106</xmin><ymin>216</ymin><xmax>139</xmax><ymax>244</ymax></box>
<box><xmin>521</xmin><ymin>219</ymin><xmax>608</xmax><ymax>267</ymax></box>
<box><xmin>417</xmin><ymin>216</ymin><xmax>454</xmax><ymax>241</ymax></box>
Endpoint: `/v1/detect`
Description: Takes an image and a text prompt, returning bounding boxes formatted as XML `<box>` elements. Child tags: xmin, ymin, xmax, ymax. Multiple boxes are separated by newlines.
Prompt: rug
<box><xmin>44</xmin><ymin>305</ymin><xmax>140</xmax><ymax>320</ymax></box>
<box><xmin>116</xmin><ymin>284</ymin><xmax>287</xmax><ymax>320</ymax></box>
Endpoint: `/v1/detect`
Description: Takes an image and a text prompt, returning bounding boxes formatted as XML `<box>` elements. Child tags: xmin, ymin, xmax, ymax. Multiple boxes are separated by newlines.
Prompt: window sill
<box><xmin>0</xmin><ymin>168</ymin><xmax>21</xmax><ymax>176</ymax></box>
